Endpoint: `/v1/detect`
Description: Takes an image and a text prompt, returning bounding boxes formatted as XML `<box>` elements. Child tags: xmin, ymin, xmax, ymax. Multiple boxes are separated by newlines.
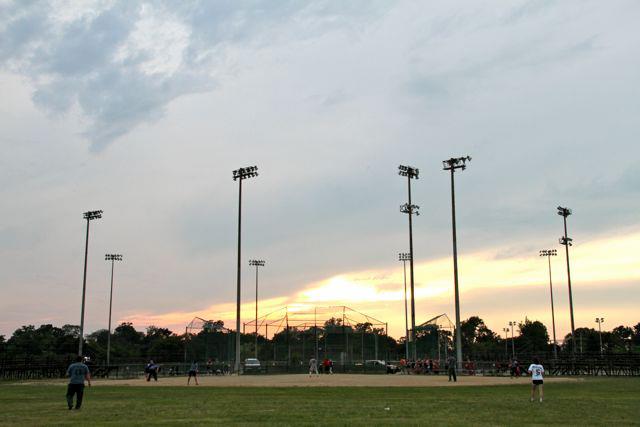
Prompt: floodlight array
<box><xmin>83</xmin><ymin>210</ymin><xmax>103</xmax><ymax>220</ymax></box>
<box><xmin>398</xmin><ymin>165</ymin><xmax>419</xmax><ymax>179</ymax></box>
<box><xmin>233</xmin><ymin>166</ymin><xmax>259</xmax><ymax>181</ymax></box>
<box><xmin>442</xmin><ymin>156</ymin><xmax>472</xmax><ymax>171</ymax></box>
<box><xmin>559</xmin><ymin>237</ymin><xmax>573</xmax><ymax>246</ymax></box>
<box><xmin>595</xmin><ymin>317</ymin><xmax>604</xmax><ymax>323</ymax></box>
<box><xmin>105</xmin><ymin>254</ymin><xmax>123</xmax><ymax>261</ymax></box>
<box><xmin>400</xmin><ymin>203</ymin><xmax>420</xmax><ymax>215</ymax></box>
<box><xmin>539</xmin><ymin>249</ymin><xmax>557</xmax><ymax>257</ymax></box>
<box><xmin>249</xmin><ymin>259</ymin><xmax>265</xmax><ymax>266</ymax></box>
<box><xmin>398</xmin><ymin>252</ymin><xmax>411</xmax><ymax>261</ymax></box>
<box><xmin>557</xmin><ymin>206</ymin><xmax>572</xmax><ymax>217</ymax></box>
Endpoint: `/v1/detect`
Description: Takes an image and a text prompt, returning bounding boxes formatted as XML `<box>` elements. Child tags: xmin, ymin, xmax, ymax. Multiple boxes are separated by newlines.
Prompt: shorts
<box><xmin>532</xmin><ymin>379</ymin><xmax>543</xmax><ymax>385</ymax></box>
<box><xmin>188</xmin><ymin>370</ymin><xmax>197</xmax><ymax>377</ymax></box>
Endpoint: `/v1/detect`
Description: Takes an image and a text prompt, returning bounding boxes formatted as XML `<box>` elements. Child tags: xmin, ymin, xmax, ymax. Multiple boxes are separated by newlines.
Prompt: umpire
<box><xmin>447</xmin><ymin>355</ymin><xmax>457</xmax><ymax>382</ymax></box>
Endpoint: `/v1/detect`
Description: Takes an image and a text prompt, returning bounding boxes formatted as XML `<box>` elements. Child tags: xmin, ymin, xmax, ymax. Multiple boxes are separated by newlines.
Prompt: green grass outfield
<box><xmin>1</xmin><ymin>378</ymin><xmax>638</xmax><ymax>426</ymax></box>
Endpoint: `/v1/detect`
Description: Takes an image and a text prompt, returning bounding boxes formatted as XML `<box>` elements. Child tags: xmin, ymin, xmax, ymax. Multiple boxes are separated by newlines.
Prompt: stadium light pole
<box><xmin>540</xmin><ymin>249</ymin><xmax>558</xmax><ymax>359</ymax></box>
<box><xmin>595</xmin><ymin>317</ymin><xmax>604</xmax><ymax>354</ymax></box>
<box><xmin>443</xmin><ymin>155</ymin><xmax>471</xmax><ymax>370</ymax></box>
<box><xmin>78</xmin><ymin>210</ymin><xmax>102</xmax><ymax>356</ymax></box>
<box><xmin>398</xmin><ymin>165</ymin><xmax>419</xmax><ymax>361</ymax></box>
<box><xmin>249</xmin><ymin>259</ymin><xmax>265</xmax><ymax>359</ymax></box>
<box><xmin>557</xmin><ymin>206</ymin><xmax>576</xmax><ymax>353</ymax></box>
<box><xmin>502</xmin><ymin>327</ymin><xmax>509</xmax><ymax>358</ymax></box>
<box><xmin>508</xmin><ymin>321</ymin><xmax>517</xmax><ymax>359</ymax></box>
<box><xmin>398</xmin><ymin>252</ymin><xmax>411</xmax><ymax>360</ymax></box>
<box><xmin>232</xmin><ymin>166</ymin><xmax>258</xmax><ymax>374</ymax></box>
<box><xmin>105</xmin><ymin>254</ymin><xmax>123</xmax><ymax>367</ymax></box>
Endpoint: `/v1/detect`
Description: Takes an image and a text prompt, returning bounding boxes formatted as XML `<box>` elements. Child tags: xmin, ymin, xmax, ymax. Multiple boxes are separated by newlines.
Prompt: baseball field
<box><xmin>1</xmin><ymin>375</ymin><xmax>638</xmax><ymax>425</ymax></box>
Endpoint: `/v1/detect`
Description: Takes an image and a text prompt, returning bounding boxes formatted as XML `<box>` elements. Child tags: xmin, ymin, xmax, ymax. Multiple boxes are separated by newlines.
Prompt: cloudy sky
<box><xmin>1</xmin><ymin>0</ymin><xmax>639</xmax><ymax>341</ymax></box>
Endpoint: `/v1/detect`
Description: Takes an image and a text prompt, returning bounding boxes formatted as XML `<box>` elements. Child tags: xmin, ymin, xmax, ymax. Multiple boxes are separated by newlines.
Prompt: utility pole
<box><xmin>595</xmin><ymin>317</ymin><xmax>604</xmax><ymax>354</ymax></box>
<box><xmin>509</xmin><ymin>321</ymin><xmax>517</xmax><ymax>359</ymax></box>
<box><xmin>398</xmin><ymin>253</ymin><xmax>411</xmax><ymax>360</ymax></box>
<box><xmin>539</xmin><ymin>249</ymin><xmax>558</xmax><ymax>358</ymax></box>
<box><xmin>232</xmin><ymin>166</ymin><xmax>258</xmax><ymax>374</ymax></box>
<box><xmin>557</xmin><ymin>206</ymin><xmax>576</xmax><ymax>353</ymax></box>
<box><xmin>78</xmin><ymin>210</ymin><xmax>102</xmax><ymax>356</ymax></box>
<box><xmin>249</xmin><ymin>259</ymin><xmax>265</xmax><ymax>359</ymax></box>
<box><xmin>105</xmin><ymin>254</ymin><xmax>123</xmax><ymax>367</ymax></box>
<box><xmin>398</xmin><ymin>165</ymin><xmax>419</xmax><ymax>360</ymax></box>
<box><xmin>443</xmin><ymin>155</ymin><xmax>471</xmax><ymax>370</ymax></box>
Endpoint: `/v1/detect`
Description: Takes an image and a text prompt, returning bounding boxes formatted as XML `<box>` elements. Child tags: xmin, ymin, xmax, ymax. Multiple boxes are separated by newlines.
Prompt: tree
<box><xmin>517</xmin><ymin>319</ymin><xmax>550</xmax><ymax>353</ymax></box>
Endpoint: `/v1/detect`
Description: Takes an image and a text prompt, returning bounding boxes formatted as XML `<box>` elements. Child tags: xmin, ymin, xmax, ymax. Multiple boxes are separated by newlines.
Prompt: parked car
<box><xmin>244</xmin><ymin>358</ymin><xmax>261</xmax><ymax>372</ymax></box>
<box><xmin>365</xmin><ymin>360</ymin><xmax>400</xmax><ymax>374</ymax></box>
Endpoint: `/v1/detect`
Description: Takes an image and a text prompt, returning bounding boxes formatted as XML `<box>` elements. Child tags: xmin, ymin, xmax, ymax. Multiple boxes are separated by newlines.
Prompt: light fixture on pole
<box><xmin>398</xmin><ymin>164</ymin><xmax>419</xmax><ymax>361</ymax></box>
<box><xmin>443</xmin><ymin>155</ymin><xmax>471</xmax><ymax>370</ymax></box>
<box><xmin>398</xmin><ymin>252</ymin><xmax>411</xmax><ymax>360</ymax></box>
<box><xmin>79</xmin><ymin>210</ymin><xmax>102</xmax><ymax>356</ymax></box>
<box><xmin>508</xmin><ymin>321</ymin><xmax>517</xmax><ymax>359</ymax></box>
<box><xmin>595</xmin><ymin>317</ymin><xmax>604</xmax><ymax>354</ymax></box>
<box><xmin>557</xmin><ymin>206</ymin><xmax>576</xmax><ymax>353</ymax></box>
<box><xmin>539</xmin><ymin>249</ymin><xmax>558</xmax><ymax>359</ymax></box>
<box><xmin>105</xmin><ymin>254</ymin><xmax>123</xmax><ymax>368</ymax></box>
<box><xmin>249</xmin><ymin>259</ymin><xmax>265</xmax><ymax>359</ymax></box>
<box><xmin>232</xmin><ymin>166</ymin><xmax>258</xmax><ymax>374</ymax></box>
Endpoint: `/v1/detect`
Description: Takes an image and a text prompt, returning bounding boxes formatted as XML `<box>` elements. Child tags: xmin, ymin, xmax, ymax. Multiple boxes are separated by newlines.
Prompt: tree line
<box><xmin>1</xmin><ymin>317</ymin><xmax>638</xmax><ymax>364</ymax></box>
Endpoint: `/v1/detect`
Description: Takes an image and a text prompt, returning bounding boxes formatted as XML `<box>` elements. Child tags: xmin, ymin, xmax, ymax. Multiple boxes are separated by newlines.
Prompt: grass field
<box><xmin>1</xmin><ymin>378</ymin><xmax>638</xmax><ymax>425</ymax></box>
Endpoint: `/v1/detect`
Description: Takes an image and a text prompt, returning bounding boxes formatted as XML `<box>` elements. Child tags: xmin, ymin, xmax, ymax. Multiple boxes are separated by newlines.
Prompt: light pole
<box><xmin>595</xmin><ymin>317</ymin><xmax>604</xmax><ymax>354</ymax></box>
<box><xmin>249</xmin><ymin>259</ymin><xmax>265</xmax><ymax>359</ymax></box>
<box><xmin>508</xmin><ymin>321</ymin><xmax>517</xmax><ymax>359</ymax></box>
<box><xmin>232</xmin><ymin>166</ymin><xmax>258</xmax><ymax>374</ymax></box>
<box><xmin>105</xmin><ymin>254</ymin><xmax>122</xmax><ymax>367</ymax></box>
<box><xmin>502</xmin><ymin>327</ymin><xmax>509</xmax><ymax>358</ymax></box>
<box><xmin>78</xmin><ymin>210</ymin><xmax>102</xmax><ymax>356</ymax></box>
<box><xmin>557</xmin><ymin>206</ymin><xmax>576</xmax><ymax>353</ymax></box>
<box><xmin>540</xmin><ymin>249</ymin><xmax>558</xmax><ymax>358</ymax></box>
<box><xmin>443</xmin><ymin>155</ymin><xmax>471</xmax><ymax>370</ymax></box>
<box><xmin>398</xmin><ymin>165</ymin><xmax>419</xmax><ymax>360</ymax></box>
<box><xmin>398</xmin><ymin>252</ymin><xmax>411</xmax><ymax>360</ymax></box>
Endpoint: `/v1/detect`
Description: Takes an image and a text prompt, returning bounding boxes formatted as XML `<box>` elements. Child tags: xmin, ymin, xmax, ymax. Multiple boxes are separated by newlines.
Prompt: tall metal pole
<box><xmin>78</xmin><ymin>210</ymin><xmax>102</xmax><ymax>356</ymax></box>
<box><xmin>232</xmin><ymin>166</ymin><xmax>258</xmax><ymax>374</ymax></box>
<box><xmin>107</xmin><ymin>258</ymin><xmax>114</xmax><ymax>366</ymax></box>
<box><xmin>105</xmin><ymin>254</ymin><xmax>122</xmax><ymax>368</ymax></box>
<box><xmin>596</xmin><ymin>318</ymin><xmax>604</xmax><ymax>354</ymax></box>
<box><xmin>249</xmin><ymin>259</ymin><xmax>265</xmax><ymax>360</ymax></box>
<box><xmin>443</xmin><ymin>156</ymin><xmax>470</xmax><ymax>371</ymax></box>
<box><xmin>235</xmin><ymin>177</ymin><xmax>242</xmax><ymax>373</ymax></box>
<box><xmin>79</xmin><ymin>218</ymin><xmax>90</xmax><ymax>356</ymax></box>
<box><xmin>548</xmin><ymin>255</ymin><xmax>557</xmax><ymax>359</ymax></box>
<box><xmin>407</xmin><ymin>175</ymin><xmax>417</xmax><ymax>361</ymax></box>
<box><xmin>403</xmin><ymin>259</ymin><xmax>409</xmax><ymax>360</ymax></box>
<box><xmin>509</xmin><ymin>321</ymin><xmax>516</xmax><ymax>359</ymax></box>
<box><xmin>558</xmin><ymin>206</ymin><xmax>575</xmax><ymax>353</ymax></box>
<box><xmin>449</xmin><ymin>168</ymin><xmax>463</xmax><ymax>370</ymax></box>
<box><xmin>255</xmin><ymin>263</ymin><xmax>258</xmax><ymax>359</ymax></box>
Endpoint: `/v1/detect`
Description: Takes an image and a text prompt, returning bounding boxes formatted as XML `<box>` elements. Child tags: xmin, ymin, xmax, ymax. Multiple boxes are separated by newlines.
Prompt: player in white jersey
<box><xmin>527</xmin><ymin>357</ymin><xmax>545</xmax><ymax>402</ymax></box>
<box><xmin>309</xmin><ymin>358</ymin><xmax>319</xmax><ymax>377</ymax></box>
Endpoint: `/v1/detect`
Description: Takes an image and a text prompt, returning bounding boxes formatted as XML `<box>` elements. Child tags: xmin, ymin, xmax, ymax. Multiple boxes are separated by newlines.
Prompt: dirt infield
<box><xmin>88</xmin><ymin>374</ymin><xmax>579</xmax><ymax>388</ymax></box>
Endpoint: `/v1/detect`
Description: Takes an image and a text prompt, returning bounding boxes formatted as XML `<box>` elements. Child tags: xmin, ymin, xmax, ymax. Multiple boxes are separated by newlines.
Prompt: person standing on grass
<box><xmin>528</xmin><ymin>357</ymin><xmax>545</xmax><ymax>403</ymax></box>
<box><xmin>188</xmin><ymin>360</ymin><xmax>199</xmax><ymax>385</ymax></box>
<box><xmin>309</xmin><ymin>358</ymin><xmax>319</xmax><ymax>377</ymax></box>
<box><xmin>66</xmin><ymin>356</ymin><xmax>91</xmax><ymax>410</ymax></box>
<box><xmin>447</xmin><ymin>355</ymin><xmax>457</xmax><ymax>382</ymax></box>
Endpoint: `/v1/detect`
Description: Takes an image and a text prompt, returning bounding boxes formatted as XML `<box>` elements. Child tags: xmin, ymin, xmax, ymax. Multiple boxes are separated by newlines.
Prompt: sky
<box><xmin>1</xmin><ymin>0</ymin><xmax>639</xmax><ymax>341</ymax></box>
